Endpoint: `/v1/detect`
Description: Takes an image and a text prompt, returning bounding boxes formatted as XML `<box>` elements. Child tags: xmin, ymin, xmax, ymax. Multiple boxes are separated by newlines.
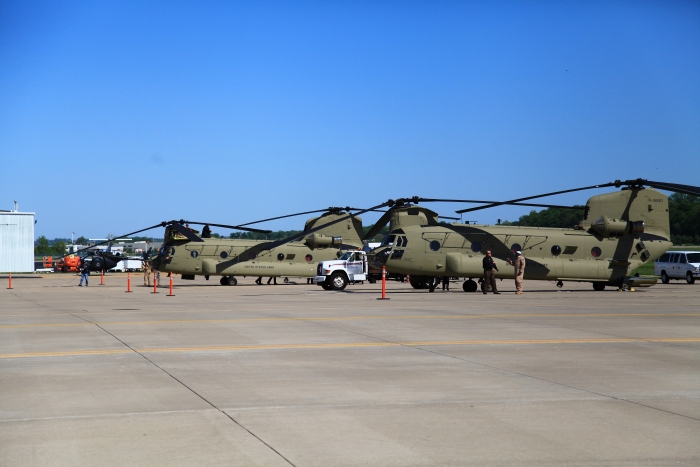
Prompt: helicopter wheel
<box><xmin>226</xmin><ymin>277</ymin><xmax>238</xmax><ymax>286</ymax></box>
<box><xmin>220</xmin><ymin>277</ymin><xmax>227</xmax><ymax>286</ymax></box>
<box><xmin>556</xmin><ymin>280</ymin><xmax>564</xmax><ymax>288</ymax></box>
<box><xmin>462</xmin><ymin>279</ymin><xmax>478</xmax><ymax>293</ymax></box>
<box><xmin>592</xmin><ymin>282</ymin><xmax>606</xmax><ymax>291</ymax></box>
<box><xmin>620</xmin><ymin>280</ymin><xmax>632</xmax><ymax>291</ymax></box>
<box><xmin>284</xmin><ymin>277</ymin><xmax>289</xmax><ymax>283</ymax></box>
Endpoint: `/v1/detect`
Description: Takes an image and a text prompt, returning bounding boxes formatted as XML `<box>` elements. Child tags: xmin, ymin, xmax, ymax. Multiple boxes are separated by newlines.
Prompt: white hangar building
<box><xmin>0</xmin><ymin>207</ymin><xmax>35</xmax><ymax>273</ymax></box>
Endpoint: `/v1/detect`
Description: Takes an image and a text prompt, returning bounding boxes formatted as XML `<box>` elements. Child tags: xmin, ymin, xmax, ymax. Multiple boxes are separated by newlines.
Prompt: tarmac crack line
<box><xmin>5</xmin><ymin>290</ymin><xmax>297</xmax><ymax>467</ymax></box>
<box><xmin>247</xmin><ymin>308</ymin><xmax>700</xmax><ymax>424</ymax></box>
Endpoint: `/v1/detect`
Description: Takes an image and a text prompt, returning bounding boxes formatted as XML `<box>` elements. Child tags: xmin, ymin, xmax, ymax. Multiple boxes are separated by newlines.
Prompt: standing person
<box><xmin>78</xmin><ymin>262</ymin><xmax>90</xmax><ymax>287</ymax></box>
<box><xmin>153</xmin><ymin>266</ymin><xmax>160</xmax><ymax>287</ymax></box>
<box><xmin>202</xmin><ymin>224</ymin><xmax>212</xmax><ymax>238</ymax></box>
<box><xmin>482</xmin><ymin>250</ymin><xmax>500</xmax><ymax>294</ymax></box>
<box><xmin>507</xmin><ymin>250</ymin><xmax>526</xmax><ymax>294</ymax></box>
<box><xmin>143</xmin><ymin>260</ymin><xmax>151</xmax><ymax>286</ymax></box>
<box><xmin>441</xmin><ymin>276</ymin><xmax>450</xmax><ymax>291</ymax></box>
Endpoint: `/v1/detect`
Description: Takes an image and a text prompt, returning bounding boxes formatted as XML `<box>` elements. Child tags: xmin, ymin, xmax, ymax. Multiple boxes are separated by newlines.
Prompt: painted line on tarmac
<box><xmin>1</xmin><ymin>312</ymin><xmax>698</xmax><ymax>329</ymax></box>
<box><xmin>2</xmin><ymin>337</ymin><xmax>699</xmax><ymax>359</ymax></box>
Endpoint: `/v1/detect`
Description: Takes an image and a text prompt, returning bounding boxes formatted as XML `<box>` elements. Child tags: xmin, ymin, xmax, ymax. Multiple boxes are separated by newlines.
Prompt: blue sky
<box><xmin>1</xmin><ymin>1</ymin><xmax>698</xmax><ymax>239</ymax></box>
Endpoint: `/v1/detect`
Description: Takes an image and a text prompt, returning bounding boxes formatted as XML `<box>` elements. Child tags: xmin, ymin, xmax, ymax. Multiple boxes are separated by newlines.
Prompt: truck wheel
<box><xmin>330</xmin><ymin>272</ymin><xmax>348</xmax><ymax>291</ymax></box>
<box><xmin>592</xmin><ymin>282</ymin><xmax>606</xmax><ymax>291</ymax></box>
<box><xmin>661</xmin><ymin>271</ymin><xmax>669</xmax><ymax>284</ymax></box>
<box><xmin>226</xmin><ymin>277</ymin><xmax>238</xmax><ymax>286</ymax></box>
<box><xmin>321</xmin><ymin>281</ymin><xmax>333</xmax><ymax>290</ymax></box>
<box><xmin>686</xmin><ymin>272</ymin><xmax>695</xmax><ymax>285</ymax></box>
<box><xmin>462</xmin><ymin>279</ymin><xmax>477</xmax><ymax>292</ymax></box>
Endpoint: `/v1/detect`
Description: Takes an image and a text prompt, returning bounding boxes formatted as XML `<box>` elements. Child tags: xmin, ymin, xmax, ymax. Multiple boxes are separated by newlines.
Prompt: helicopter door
<box><xmin>423</xmin><ymin>233</ymin><xmax>447</xmax><ymax>253</ymax></box>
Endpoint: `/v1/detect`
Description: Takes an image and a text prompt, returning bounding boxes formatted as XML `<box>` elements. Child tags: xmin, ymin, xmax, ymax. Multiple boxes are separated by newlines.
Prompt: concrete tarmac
<box><xmin>1</xmin><ymin>273</ymin><xmax>699</xmax><ymax>466</ymax></box>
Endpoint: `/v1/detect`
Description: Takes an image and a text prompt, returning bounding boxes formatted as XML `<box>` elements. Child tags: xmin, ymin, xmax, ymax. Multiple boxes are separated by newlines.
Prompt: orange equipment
<box><xmin>42</xmin><ymin>256</ymin><xmax>53</xmax><ymax>269</ymax></box>
<box><xmin>55</xmin><ymin>255</ymin><xmax>81</xmax><ymax>273</ymax></box>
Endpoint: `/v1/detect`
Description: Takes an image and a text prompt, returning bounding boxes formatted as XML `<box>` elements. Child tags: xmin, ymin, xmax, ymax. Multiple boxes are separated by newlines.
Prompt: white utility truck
<box><xmin>314</xmin><ymin>251</ymin><xmax>369</xmax><ymax>290</ymax></box>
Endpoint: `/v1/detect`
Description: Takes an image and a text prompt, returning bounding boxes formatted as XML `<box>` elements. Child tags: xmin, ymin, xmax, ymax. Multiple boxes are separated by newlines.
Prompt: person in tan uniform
<box><xmin>507</xmin><ymin>250</ymin><xmax>526</xmax><ymax>294</ymax></box>
<box><xmin>143</xmin><ymin>260</ymin><xmax>151</xmax><ymax>286</ymax></box>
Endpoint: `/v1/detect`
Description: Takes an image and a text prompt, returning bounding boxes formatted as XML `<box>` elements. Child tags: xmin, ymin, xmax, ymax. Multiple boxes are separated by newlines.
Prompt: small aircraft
<box><xmin>365</xmin><ymin>179</ymin><xmax>699</xmax><ymax>292</ymax></box>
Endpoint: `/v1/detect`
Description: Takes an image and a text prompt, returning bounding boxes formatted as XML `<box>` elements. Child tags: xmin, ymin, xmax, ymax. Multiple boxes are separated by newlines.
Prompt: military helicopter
<box><xmin>364</xmin><ymin>179</ymin><xmax>699</xmax><ymax>292</ymax></box>
<box><xmin>149</xmin><ymin>207</ymin><xmax>373</xmax><ymax>285</ymax></box>
<box><xmin>51</xmin><ymin>220</ymin><xmax>272</xmax><ymax>273</ymax></box>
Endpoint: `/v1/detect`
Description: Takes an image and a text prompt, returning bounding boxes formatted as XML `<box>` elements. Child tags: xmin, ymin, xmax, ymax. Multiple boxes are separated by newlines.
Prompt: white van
<box><xmin>654</xmin><ymin>251</ymin><xmax>700</xmax><ymax>284</ymax></box>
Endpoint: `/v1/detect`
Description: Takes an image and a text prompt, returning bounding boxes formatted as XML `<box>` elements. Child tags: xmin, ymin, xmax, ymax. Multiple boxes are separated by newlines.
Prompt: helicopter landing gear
<box><xmin>462</xmin><ymin>279</ymin><xmax>478</xmax><ymax>292</ymax></box>
<box><xmin>592</xmin><ymin>282</ymin><xmax>606</xmax><ymax>291</ymax></box>
<box><xmin>220</xmin><ymin>276</ymin><xmax>237</xmax><ymax>286</ymax></box>
<box><xmin>284</xmin><ymin>277</ymin><xmax>289</xmax><ymax>283</ymax></box>
<box><xmin>556</xmin><ymin>280</ymin><xmax>564</xmax><ymax>288</ymax></box>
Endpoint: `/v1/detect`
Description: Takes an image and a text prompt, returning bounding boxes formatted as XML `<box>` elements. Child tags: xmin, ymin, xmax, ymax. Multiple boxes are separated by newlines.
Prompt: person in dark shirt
<box><xmin>202</xmin><ymin>224</ymin><xmax>212</xmax><ymax>238</ymax></box>
<box><xmin>78</xmin><ymin>263</ymin><xmax>90</xmax><ymax>287</ymax></box>
<box><xmin>482</xmin><ymin>250</ymin><xmax>500</xmax><ymax>294</ymax></box>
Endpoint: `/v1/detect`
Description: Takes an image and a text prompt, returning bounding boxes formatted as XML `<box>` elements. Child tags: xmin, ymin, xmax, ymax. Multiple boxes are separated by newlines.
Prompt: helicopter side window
<box><xmin>396</xmin><ymin>237</ymin><xmax>403</xmax><ymax>247</ymax></box>
<box><xmin>381</xmin><ymin>235</ymin><xmax>396</xmax><ymax>247</ymax></box>
<box><xmin>551</xmin><ymin>245</ymin><xmax>561</xmax><ymax>256</ymax></box>
<box><xmin>402</xmin><ymin>236</ymin><xmax>408</xmax><ymax>247</ymax></box>
<box><xmin>220</xmin><ymin>251</ymin><xmax>228</xmax><ymax>259</ymax></box>
<box><xmin>429</xmin><ymin>240</ymin><xmax>441</xmax><ymax>251</ymax></box>
<box><xmin>591</xmin><ymin>247</ymin><xmax>602</xmax><ymax>258</ymax></box>
<box><xmin>471</xmin><ymin>242</ymin><xmax>481</xmax><ymax>253</ymax></box>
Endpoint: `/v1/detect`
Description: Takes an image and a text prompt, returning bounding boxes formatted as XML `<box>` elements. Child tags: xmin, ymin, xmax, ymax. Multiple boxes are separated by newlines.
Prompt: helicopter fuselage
<box><xmin>375</xmin><ymin>223</ymin><xmax>671</xmax><ymax>285</ymax></box>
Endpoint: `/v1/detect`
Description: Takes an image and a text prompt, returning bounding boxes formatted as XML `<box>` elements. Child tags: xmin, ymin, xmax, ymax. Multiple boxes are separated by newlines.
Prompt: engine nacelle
<box><xmin>590</xmin><ymin>216</ymin><xmax>645</xmax><ymax>237</ymax></box>
<box><xmin>304</xmin><ymin>234</ymin><xmax>342</xmax><ymax>249</ymax></box>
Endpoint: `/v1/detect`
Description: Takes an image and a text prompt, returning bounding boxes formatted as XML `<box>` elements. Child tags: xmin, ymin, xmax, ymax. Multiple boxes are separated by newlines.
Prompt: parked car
<box><xmin>654</xmin><ymin>251</ymin><xmax>700</xmax><ymax>284</ymax></box>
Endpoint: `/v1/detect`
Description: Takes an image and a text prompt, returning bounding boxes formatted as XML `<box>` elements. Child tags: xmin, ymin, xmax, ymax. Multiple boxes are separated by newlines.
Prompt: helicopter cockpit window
<box><xmin>381</xmin><ymin>235</ymin><xmax>396</xmax><ymax>247</ymax></box>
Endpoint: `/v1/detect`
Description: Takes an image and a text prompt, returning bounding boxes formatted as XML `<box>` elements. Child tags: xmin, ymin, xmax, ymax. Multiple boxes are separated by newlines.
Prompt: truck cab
<box><xmin>313</xmin><ymin>251</ymin><xmax>368</xmax><ymax>290</ymax></box>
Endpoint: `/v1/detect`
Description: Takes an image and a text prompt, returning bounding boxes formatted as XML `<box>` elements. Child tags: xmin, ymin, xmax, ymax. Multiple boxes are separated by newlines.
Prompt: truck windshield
<box><xmin>687</xmin><ymin>253</ymin><xmax>700</xmax><ymax>263</ymax></box>
<box><xmin>339</xmin><ymin>252</ymin><xmax>353</xmax><ymax>261</ymax></box>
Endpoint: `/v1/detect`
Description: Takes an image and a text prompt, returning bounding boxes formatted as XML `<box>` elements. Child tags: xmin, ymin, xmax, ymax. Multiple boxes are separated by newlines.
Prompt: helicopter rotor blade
<box><xmin>455</xmin><ymin>179</ymin><xmax>700</xmax><ymax>215</ymax></box>
<box><xmin>417</xmin><ymin>197</ymin><xmax>585</xmax><ymax>210</ymax></box>
<box><xmin>181</xmin><ymin>221</ymin><xmax>271</xmax><ymax>234</ymax></box>
<box><xmin>638</xmin><ymin>180</ymin><xmax>700</xmax><ymax>197</ymax></box>
<box><xmin>258</xmin><ymin>202</ymin><xmax>393</xmax><ymax>251</ymax></box>
<box><xmin>167</xmin><ymin>221</ymin><xmax>204</xmax><ymax>242</ymax></box>
<box><xmin>54</xmin><ymin>223</ymin><xmax>166</xmax><ymax>261</ymax></box>
<box><xmin>362</xmin><ymin>209</ymin><xmax>394</xmax><ymax>241</ymax></box>
<box><xmin>455</xmin><ymin>182</ymin><xmax>618</xmax><ymax>214</ymax></box>
<box><xmin>237</xmin><ymin>206</ymin><xmax>372</xmax><ymax>228</ymax></box>
<box><xmin>438</xmin><ymin>215</ymin><xmax>460</xmax><ymax>221</ymax></box>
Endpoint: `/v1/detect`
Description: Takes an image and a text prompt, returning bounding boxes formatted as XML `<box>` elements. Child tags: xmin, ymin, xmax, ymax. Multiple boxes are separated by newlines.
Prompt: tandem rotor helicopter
<box><xmin>357</xmin><ymin>179</ymin><xmax>700</xmax><ymax>293</ymax></box>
